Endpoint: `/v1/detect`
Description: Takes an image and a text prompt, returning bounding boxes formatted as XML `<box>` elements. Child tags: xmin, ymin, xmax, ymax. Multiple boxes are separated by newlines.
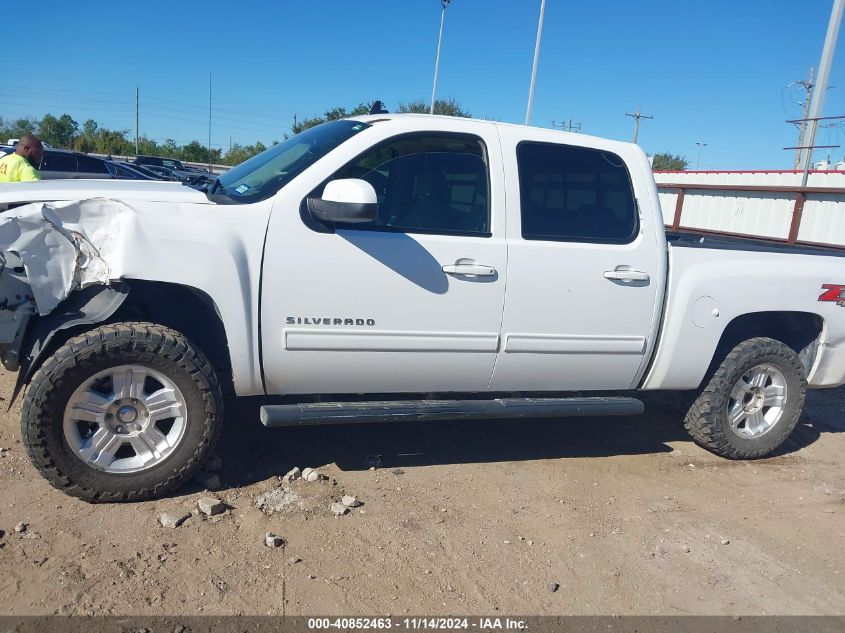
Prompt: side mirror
<box><xmin>308</xmin><ymin>179</ymin><xmax>378</xmax><ymax>224</ymax></box>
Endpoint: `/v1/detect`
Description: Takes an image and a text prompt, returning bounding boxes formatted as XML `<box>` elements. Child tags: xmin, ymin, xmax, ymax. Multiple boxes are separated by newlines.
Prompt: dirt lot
<box><xmin>0</xmin><ymin>366</ymin><xmax>842</xmax><ymax>617</ymax></box>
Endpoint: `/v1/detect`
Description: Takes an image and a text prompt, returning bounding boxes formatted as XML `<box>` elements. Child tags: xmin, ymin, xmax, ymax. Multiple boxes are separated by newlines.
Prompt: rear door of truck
<box><xmin>489</xmin><ymin>127</ymin><xmax>666</xmax><ymax>391</ymax></box>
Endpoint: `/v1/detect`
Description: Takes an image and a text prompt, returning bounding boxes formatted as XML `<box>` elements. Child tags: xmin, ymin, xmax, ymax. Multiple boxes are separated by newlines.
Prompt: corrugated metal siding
<box><xmin>654</xmin><ymin>171</ymin><xmax>845</xmax><ymax>246</ymax></box>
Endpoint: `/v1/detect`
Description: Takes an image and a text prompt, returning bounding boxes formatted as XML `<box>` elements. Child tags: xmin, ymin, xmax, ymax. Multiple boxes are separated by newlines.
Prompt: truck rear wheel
<box><xmin>21</xmin><ymin>322</ymin><xmax>223</xmax><ymax>502</ymax></box>
<box><xmin>683</xmin><ymin>337</ymin><xmax>806</xmax><ymax>459</ymax></box>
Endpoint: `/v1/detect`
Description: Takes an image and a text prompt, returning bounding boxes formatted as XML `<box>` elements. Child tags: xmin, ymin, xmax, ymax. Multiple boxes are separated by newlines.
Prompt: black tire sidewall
<box><xmin>24</xmin><ymin>328</ymin><xmax>219</xmax><ymax>498</ymax></box>
<box><xmin>709</xmin><ymin>344</ymin><xmax>805</xmax><ymax>455</ymax></box>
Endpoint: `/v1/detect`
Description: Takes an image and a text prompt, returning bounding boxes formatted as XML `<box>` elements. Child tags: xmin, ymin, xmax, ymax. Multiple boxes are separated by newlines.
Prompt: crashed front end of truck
<box><xmin>0</xmin><ymin>200</ymin><xmax>129</xmax><ymax>396</ymax></box>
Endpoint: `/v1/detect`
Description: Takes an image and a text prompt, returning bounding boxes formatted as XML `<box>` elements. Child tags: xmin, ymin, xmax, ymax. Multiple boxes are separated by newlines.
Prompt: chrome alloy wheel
<box><xmin>63</xmin><ymin>365</ymin><xmax>187</xmax><ymax>473</ymax></box>
<box><xmin>726</xmin><ymin>363</ymin><xmax>788</xmax><ymax>439</ymax></box>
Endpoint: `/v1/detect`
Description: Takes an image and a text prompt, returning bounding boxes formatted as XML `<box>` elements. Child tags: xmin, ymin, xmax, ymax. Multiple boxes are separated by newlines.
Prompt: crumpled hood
<box><xmin>0</xmin><ymin>199</ymin><xmax>126</xmax><ymax>315</ymax></box>
<box><xmin>0</xmin><ymin>179</ymin><xmax>212</xmax><ymax>206</ymax></box>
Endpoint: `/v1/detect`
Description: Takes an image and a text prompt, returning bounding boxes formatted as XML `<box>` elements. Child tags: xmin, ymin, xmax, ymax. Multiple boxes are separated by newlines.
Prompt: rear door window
<box><xmin>41</xmin><ymin>153</ymin><xmax>77</xmax><ymax>173</ymax></box>
<box><xmin>517</xmin><ymin>142</ymin><xmax>638</xmax><ymax>243</ymax></box>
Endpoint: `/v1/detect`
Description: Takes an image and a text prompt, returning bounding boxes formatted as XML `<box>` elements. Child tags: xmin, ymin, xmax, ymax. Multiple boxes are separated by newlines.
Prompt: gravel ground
<box><xmin>0</xmin><ymin>366</ymin><xmax>842</xmax><ymax>616</ymax></box>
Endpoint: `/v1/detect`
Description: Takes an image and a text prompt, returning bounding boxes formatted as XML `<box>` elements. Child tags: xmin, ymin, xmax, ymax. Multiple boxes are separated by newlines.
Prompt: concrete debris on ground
<box><xmin>265</xmin><ymin>532</ymin><xmax>284</xmax><ymax>548</ymax></box>
<box><xmin>282</xmin><ymin>467</ymin><xmax>301</xmax><ymax>483</ymax></box>
<box><xmin>14</xmin><ymin>522</ymin><xmax>27</xmax><ymax>533</ymax></box>
<box><xmin>302</xmin><ymin>467</ymin><xmax>327</xmax><ymax>482</ymax></box>
<box><xmin>204</xmin><ymin>453</ymin><xmax>223</xmax><ymax>472</ymax></box>
<box><xmin>341</xmin><ymin>495</ymin><xmax>362</xmax><ymax>508</ymax></box>
<box><xmin>22</xmin><ymin>532</ymin><xmax>41</xmax><ymax>540</ymax></box>
<box><xmin>287</xmin><ymin>555</ymin><xmax>302</xmax><ymax>565</ymax></box>
<box><xmin>255</xmin><ymin>486</ymin><xmax>302</xmax><ymax>514</ymax></box>
<box><xmin>331</xmin><ymin>502</ymin><xmax>349</xmax><ymax>516</ymax></box>
<box><xmin>193</xmin><ymin>471</ymin><xmax>221</xmax><ymax>491</ymax></box>
<box><xmin>548</xmin><ymin>582</ymin><xmax>560</xmax><ymax>593</ymax></box>
<box><xmin>159</xmin><ymin>511</ymin><xmax>191</xmax><ymax>529</ymax></box>
<box><xmin>197</xmin><ymin>497</ymin><xmax>227</xmax><ymax>516</ymax></box>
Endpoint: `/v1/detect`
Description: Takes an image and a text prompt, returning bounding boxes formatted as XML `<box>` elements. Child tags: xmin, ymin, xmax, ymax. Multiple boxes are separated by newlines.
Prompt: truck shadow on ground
<box><xmin>201</xmin><ymin>391</ymin><xmax>843</xmax><ymax>490</ymax></box>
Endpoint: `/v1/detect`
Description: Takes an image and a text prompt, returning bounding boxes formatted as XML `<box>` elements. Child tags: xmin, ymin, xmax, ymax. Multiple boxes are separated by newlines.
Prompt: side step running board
<box><xmin>260</xmin><ymin>397</ymin><xmax>643</xmax><ymax>428</ymax></box>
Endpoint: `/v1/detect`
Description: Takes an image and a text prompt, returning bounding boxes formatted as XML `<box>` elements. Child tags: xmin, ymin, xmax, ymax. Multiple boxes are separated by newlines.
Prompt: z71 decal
<box><xmin>819</xmin><ymin>284</ymin><xmax>845</xmax><ymax>306</ymax></box>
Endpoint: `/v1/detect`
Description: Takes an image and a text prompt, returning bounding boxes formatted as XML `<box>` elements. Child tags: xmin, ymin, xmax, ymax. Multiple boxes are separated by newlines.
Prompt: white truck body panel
<box><xmin>642</xmin><ymin>243</ymin><xmax>845</xmax><ymax>390</ymax></box>
<box><xmin>0</xmin><ymin>114</ymin><xmax>844</xmax><ymax>399</ymax></box>
<box><xmin>489</xmin><ymin>124</ymin><xmax>667</xmax><ymax>391</ymax></box>
<box><xmin>260</xmin><ymin>117</ymin><xmax>508</xmax><ymax>394</ymax></box>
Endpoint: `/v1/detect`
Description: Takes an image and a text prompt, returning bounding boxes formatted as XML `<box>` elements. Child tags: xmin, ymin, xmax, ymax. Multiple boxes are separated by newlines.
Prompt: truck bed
<box><xmin>666</xmin><ymin>230</ymin><xmax>845</xmax><ymax>258</ymax></box>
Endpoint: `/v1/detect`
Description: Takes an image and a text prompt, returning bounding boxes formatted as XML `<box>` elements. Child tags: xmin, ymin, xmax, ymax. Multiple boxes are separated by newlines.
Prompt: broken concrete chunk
<box><xmin>197</xmin><ymin>497</ymin><xmax>227</xmax><ymax>516</ymax></box>
<box><xmin>548</xmin><ymin>582</ymin><xmax>560</xmax><ymax>593</ymax></box>
<box><xmin>14</xmin><ymin>522</ymin><xmax>27</xmax><ymax>533</ymax></box>
<box><xmin>265</xmin><ymin>532</ymin><xmax>285</xmax><ymax>548</ymax></box>
<box><xmin>331</xmin><ymin>502</ymin><xmax>349</xmax><ymax>517</ymax></box>
<box><xmin>193</xmin><ymin>471</ymin><xmax>221</xmax><ymax>491</ymax></box>
<box><xmin>159</xmin><ymin>511</ymin><xmax>191</xmax><ymax>529</ymax></box>
<box><xmin>341</xmin><ymin>495</ymin><xmax>362</xmax><ymax>508</ymax></box>
<box><xmin>282</xmin><ymin>467</ymin><xmax>301</xmax><ymax>483</ymax></box>
<box><xmin>302</xmin><ymin>467</ymin><xmax>326</xmax><ymax>482</ymax></box>
<box><xmin>22</xmin><ymin>532</ymin><xmax>41</xmax><ymax>540</ymax></box>
<box><xmin>287</xmin><ymin>555</ymin><xmax>302</xmax><ymax>565</ymax></box>
<box><xmin>255</xmin><ymin>486</ymin><xmax>302</xmax><ymax>514</ymax></box>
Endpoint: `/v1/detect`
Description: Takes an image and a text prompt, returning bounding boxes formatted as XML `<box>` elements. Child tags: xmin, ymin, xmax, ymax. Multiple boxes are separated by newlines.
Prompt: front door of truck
<box><xmin>260</xmin><ymin>126</ymin><xmax>507</xmax><ymax>395</ymax></box>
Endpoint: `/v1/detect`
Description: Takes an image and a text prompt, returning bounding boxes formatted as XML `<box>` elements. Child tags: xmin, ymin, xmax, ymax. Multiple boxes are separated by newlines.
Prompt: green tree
<box><xmin>95</xmin><ymin>129</ymin><xmax>132</xmax><ymax>156</ymax></box>
<box><xmin>398</xmin><ymin>98</ymin><xmax>470</xmax><ymax>117</ymax></box>
<box><xmin>223</xmin><ymin>140</ymin><xmax>268</xmax><ymax>166</ymax></box>
<box><xmin>651</xmin><ymin>153</ymin><xmax>688</xmax><ymax>171</ymax></box>
<box><xmin>1</xmin><ymin>117</ymin><xmax>39</xmax><ymax>141</ymax></box>
<box><xmin>292</xmin><ymin>102</ymin><xmax>372</xmax><ymax>134</ymax></box>
<box><xmin>39</xmin><ymin>113</ymin><xmax>79</xmax><ymax>148</ymax></box>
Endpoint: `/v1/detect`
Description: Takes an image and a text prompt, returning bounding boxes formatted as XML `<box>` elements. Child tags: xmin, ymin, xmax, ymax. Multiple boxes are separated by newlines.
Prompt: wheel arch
<box><xmin>15</xmin><ymin>280</ymin><xmax>235</xmax><ymax>402</ymax></box>
<box><xmin>702</xmin><ymin>310</ymin><xmax>824</xmax><ymax>388</ymax></box>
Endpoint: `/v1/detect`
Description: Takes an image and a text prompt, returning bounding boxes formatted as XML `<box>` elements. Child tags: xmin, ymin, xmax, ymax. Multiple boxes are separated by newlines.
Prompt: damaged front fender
<box><xmin>0</xmin><ymin>199</ymin><xmax>130</xmax><ymax>395</ymax></box>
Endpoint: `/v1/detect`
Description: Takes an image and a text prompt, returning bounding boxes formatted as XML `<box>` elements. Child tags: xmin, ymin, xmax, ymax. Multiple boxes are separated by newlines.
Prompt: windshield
<box><xmin>214</xmin><ymin>119</ymin><xmax>371</xmax><ymax>203</ymax></box>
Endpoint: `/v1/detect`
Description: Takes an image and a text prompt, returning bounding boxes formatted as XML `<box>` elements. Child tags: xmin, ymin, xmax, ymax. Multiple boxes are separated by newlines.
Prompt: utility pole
<box><xmin>135</xmin><ymin>86</ymin><xmax>139</xmax><ymax>156</ymax></box>
<box><xmin>430</xmin><ymin>0</ymin><xmax>451</xmax><ymax>115</ymax></box>
<box><xmin>625</xmin><ymin>106</ymin><xmax>653</xmax><ymax>144</ymax></box>
<box><xmin>293</xmin><ymin>113</ymin><xmax>297</xmax><ymax>132</ymax></box>
<box><xmin>801</xmin><ymin>0</ymin><xmax>844</xmax><ymax>185</ymax></box>
<box><xmin>208</xmin><ymin>72</ymin><xmax>212</xmax><ymax>172</ymax></box>
<box><xmin>791</xmin><ymin>66</ymin><xmax>815</xmax><ymax>169</ymax></box>
<box><xmin>525</xmin><ymin>0</ymin><xmax>547</xmax><ymax>125</ymax></box>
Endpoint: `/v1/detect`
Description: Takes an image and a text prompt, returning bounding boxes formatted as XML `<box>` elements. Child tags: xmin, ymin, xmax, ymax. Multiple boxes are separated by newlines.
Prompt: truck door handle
<box><xmin>603</xmin><ymin>269</ymin><xmax>650</xmax><ymax>282</ymax></box>
<box><xmin>442</xmin><ymin>263</ymin><xmax>497</xmax><ymax>277</ymax></box>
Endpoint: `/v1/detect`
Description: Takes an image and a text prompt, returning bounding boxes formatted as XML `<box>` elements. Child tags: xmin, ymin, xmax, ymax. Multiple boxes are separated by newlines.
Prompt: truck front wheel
<box><xmin>684</xmin><ymin>337</ymin><xmax>806</xmax><ymax>459</ymax></box>
<box><xmin>21</xmin><ymin>322</ymin><xmax>223</xmax><ymax>502</ymax></box>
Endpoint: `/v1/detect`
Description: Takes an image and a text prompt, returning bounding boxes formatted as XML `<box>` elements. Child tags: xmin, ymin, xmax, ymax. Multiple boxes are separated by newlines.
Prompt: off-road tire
<box><xmin>21</xmin><ymin>322</ymin><xmax>223</xmax><ymax>502</ymax></box>
<box><xmin>683</xmin><ymin>337</ymin><xmax>806</xmax><ymax>459</ymax></box>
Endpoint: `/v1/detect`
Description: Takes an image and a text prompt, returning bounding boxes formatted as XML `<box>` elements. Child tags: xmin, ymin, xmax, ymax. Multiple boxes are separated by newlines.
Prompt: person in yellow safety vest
<box><xmin>0</xmin><ymin>134</ymin><xmax>44</xmax><ymax>183</ymax></box>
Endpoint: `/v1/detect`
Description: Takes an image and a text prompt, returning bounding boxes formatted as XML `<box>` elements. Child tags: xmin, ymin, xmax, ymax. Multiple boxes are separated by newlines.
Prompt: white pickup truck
<box><xmin>0</xmin><ymin>113</ymin><xmax>843</xmax><ymax>502</ymax></box>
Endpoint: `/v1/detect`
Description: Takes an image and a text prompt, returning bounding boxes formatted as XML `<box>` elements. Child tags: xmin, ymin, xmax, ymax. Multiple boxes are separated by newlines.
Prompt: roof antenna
<box><xmin>369</xmin><ymin>100</ymin><xmax>389</xmax><ymax>115</ymax></box>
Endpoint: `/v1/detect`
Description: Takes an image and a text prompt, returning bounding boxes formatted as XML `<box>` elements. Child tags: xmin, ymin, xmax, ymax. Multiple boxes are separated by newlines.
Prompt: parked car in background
<box><xmin>132</xmin><ymin>155</ymin><xmax>186</xmax><ymax>171</ymax></box>
<box><xmin>140</xmin><ymin>165</ymin><xmax>181</xmax><ymax>181</ymax></box>
<box><xmin>105</xmin><ymin>161</ymin><xmax>160</xmax><ymax>180</ymax></box>
<box><xmin>1</xmin><ymin>146</ymin><xmax>169</xmax><ymax>181</ymax></box>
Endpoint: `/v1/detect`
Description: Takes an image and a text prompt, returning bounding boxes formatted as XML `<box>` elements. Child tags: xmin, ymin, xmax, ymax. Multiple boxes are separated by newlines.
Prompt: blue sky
<box><xmin>2</xmin><ymin>1</ymin><xmax>843</xmax><ymax>169</ymax></box>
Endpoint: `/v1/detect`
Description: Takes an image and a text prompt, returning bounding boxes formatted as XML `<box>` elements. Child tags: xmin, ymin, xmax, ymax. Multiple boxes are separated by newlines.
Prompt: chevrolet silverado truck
<box><xmin>0</xmin><ymin>114</ymin><xmax>843</xmax><ymax>502</ymax></box>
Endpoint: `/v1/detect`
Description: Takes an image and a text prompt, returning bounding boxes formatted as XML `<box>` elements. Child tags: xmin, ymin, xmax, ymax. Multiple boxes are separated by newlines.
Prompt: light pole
<box><xmin>696</xmin><ymin>142</ymin><xmax>707</xmax><ymax>170</ymax></box>
<box><xmin>430</xmin><ymin>0</ymin><xmax>451</xmax><ymax>115</ymax></box>
<box><xmin>525</xmin><ymin>0</ymin><xmax>547</xmax><ymax>125</ymax></box>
